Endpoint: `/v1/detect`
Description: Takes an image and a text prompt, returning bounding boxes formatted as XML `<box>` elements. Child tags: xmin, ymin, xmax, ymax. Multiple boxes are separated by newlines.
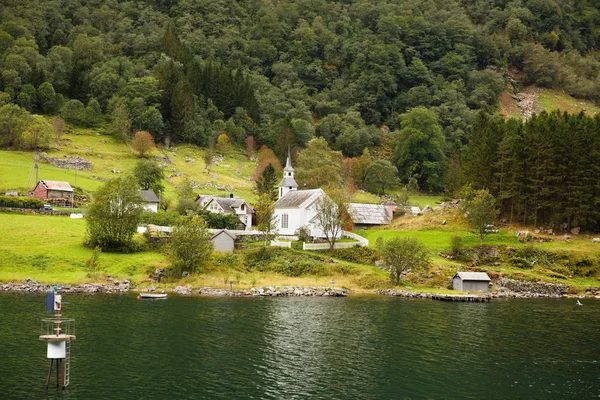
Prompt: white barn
<box><xmin>272</xmin><ymin>152</ymin><xmax>336</xmax><ymax>238</ymax></box>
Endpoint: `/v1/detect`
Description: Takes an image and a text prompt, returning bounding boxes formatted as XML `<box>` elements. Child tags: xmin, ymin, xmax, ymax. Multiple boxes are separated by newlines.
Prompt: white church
<box><xmin>273</xmin><ymin>152</ymin><xmax>332</xmax><ymax>238</ymax></box>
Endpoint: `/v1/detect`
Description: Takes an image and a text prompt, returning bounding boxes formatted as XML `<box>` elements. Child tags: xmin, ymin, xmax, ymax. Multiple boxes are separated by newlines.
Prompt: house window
<box><xmin>210</xmin><ymin>203</ymin><xmax>218</xmax><ymax>211</ymax></box>
<box><xmin>241</xmin><ymin>204</ymin><xmax>245</xmax><ymax>211</ymax></box>
<box><xmin>282</xmin><ymin>213</ymin><xmax>288</xmax><ymax>229</ymax></box>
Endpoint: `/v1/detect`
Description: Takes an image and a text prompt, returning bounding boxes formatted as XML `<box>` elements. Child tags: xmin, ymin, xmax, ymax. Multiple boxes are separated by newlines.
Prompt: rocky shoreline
<box><xmin>0</xmin><ymin>279</ymin><xmax>349</xmax><ymax>297</ymax></box>
<box><xmin>2</xmin><ymin>278</ymin><xmax>598</xmax><ymax>299</ymax></box>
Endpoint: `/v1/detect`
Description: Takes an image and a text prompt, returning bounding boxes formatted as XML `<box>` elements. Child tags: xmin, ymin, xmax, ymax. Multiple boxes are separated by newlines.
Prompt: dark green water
<box><xmin>1</xmin><ymin>294</ymin><xmax>599</xmax><ymax>399</ymax></box>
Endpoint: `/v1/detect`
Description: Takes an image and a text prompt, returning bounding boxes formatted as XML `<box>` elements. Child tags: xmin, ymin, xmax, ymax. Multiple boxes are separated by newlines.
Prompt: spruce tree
<box><xmin>256</xmin><ymin>163</ymin><xmax>278</xmax><ymax>201</ymax></box>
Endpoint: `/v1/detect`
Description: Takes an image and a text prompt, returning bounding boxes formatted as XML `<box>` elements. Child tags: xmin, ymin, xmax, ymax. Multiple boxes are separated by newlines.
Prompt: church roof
<box><xmin>278</xmin><ymin>176</ymin><xmax>298</xmax><ymax>188</ymax></box>
<box><xmin>274</xmin><ymin>189</ymin><xmax>322</xmax><ymax>208</ymax></box>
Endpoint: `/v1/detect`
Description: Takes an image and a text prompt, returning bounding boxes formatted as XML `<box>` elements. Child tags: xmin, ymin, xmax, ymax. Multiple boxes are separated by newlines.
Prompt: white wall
<box><xmin>143</xmin><ymin>203</ymin><xmax>158</xmax><ymax>213</ymax></box>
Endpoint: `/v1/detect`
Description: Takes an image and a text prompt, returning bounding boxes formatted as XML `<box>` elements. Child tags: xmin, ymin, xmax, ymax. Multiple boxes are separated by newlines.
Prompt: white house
<box><xmin>273</xmin><ymin>152</ymin><xmax>336</xmax><ymax>238</ymax></box>
<box><xmin>139</xmin><ymin>190</ymin><xmax>159</xmax><ymax>213</ymax></box>
<box><xmin>197</xmin><ymin>194</ymin><xmax>253</xmax><ymax>231</ymax></box>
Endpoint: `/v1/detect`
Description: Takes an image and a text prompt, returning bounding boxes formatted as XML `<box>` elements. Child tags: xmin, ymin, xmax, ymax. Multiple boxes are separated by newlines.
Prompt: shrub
<box><xmin>0</xmin><ymin>196</ymin><xmax>44</xmax><ymax>209</ymax></box>
<box><xmin>213</xmin><ymin>252</ymin><xmax>241</xmax><ymax>270</ymax></box>
<box><xmin>449</xmin><ymin>234</ymin><xmax>464</xmax><ymax>258</ymax></box>
<box><xmin>295</xmin><ymin>226</ymin><xmax>311</xmax><ymax>242</ymax></box>
<box><xmin>331</xmin><ymin>246</ymin><xmax>379</xmax><ymax>265</ymax></box>
<box><xmin>140</xmin><ymin>210</ymin><xmax>181</xmax><ymax>226</ymax></box>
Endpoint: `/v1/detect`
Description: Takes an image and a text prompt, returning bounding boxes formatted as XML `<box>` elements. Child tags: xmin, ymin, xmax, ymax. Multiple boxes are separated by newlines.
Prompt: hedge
<box><xmin>0</xmin><ymin>196</ymin><xmax>44</xmax><ymax>209</ymax></box>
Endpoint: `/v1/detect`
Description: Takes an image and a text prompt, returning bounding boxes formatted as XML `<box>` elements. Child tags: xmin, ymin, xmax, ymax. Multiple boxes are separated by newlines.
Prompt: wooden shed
<box><xmin>210</xmin><ymin>229</ymin><xmax>236</xmax><ymax>252</ymax></box>
<box><xmin>452</xmin><ymin>272</ymin><xmax>491</xmax><ymax>292</ymax></box>
<box><xmin>33</xmin><ymin>180</ymin><xmax>74</xmax><ymax>200</ymax></box>
<box><xmin>346</xmin><ymin>203</ymin><xmax>393</xmax><ymax>230</ymax></box>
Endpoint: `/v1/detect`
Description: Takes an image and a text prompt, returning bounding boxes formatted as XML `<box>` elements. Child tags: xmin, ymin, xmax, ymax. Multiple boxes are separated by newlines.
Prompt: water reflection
<box><xmin>0</xmin><ymin>294</ymin><xmax>599</xmax><ymax>399</ymax></box>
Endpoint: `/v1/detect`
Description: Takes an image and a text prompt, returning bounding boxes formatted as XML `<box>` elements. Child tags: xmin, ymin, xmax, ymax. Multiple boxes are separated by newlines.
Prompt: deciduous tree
<box><xmin>382</xmin><ymin>237</ymin><xmax>429</xmax><ymax>285</ymax></box>
<box><xmin>132</xmin><ymin>130</ymin><xmax>155</xmax><ymax>158</ymax></box>
<box><xmin>133</xmin><ymin>159</ymin><xmax>164</xmax><ymax>195</ymax></box>
<box><xmin>169</xmin><ymin>215</ymin><xmax>213</xmax><ymax>275</ymax></box>
<box><xmin>464</xmin><ymin>189</ymin><xmax>498</xmax><ymax>246</ymax></box>
<box><xmin>86</xmin><ymin>175</ymin><xmax>144</xmax><ymax>251</ymax></box>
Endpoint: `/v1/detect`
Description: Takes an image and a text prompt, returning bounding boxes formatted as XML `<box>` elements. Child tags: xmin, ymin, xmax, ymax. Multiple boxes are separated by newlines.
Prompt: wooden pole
<box><xmin>45</xmin><ymin>359</ymin><xmax>54</xmax><ymax>389</ymax></box>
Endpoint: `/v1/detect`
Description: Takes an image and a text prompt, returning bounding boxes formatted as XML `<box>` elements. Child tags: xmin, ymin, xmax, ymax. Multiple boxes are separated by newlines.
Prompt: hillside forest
<box><xmin>0</xmin><ymin>0</ymin><xmax>600</xmax><ymax>230</ymax></box>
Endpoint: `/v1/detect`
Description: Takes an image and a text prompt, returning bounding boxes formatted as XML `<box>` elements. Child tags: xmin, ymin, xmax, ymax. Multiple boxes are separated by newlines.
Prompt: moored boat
<box><xmin>139</xmin><ymin>293</ymin><xmax>167</xmax><ymax>299</ymax></box>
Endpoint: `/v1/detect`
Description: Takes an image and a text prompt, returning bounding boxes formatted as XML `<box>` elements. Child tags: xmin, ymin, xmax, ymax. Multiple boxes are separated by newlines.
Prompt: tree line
<box><xmin>457</xmin><ymin>111</ymin><xmax>600</xmax><ymax>231</ymax></box>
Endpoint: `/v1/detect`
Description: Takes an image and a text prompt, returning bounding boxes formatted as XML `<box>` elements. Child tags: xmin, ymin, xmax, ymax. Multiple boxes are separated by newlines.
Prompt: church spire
<box><xmin>284</xmin><ymin>146</ymin><xmax>294</xmax><ymax>172</ymax></box>
<box><xmin>278</xmin><ymin>146</ymin><xmax>298</xmax><ymax>199</ymax></box>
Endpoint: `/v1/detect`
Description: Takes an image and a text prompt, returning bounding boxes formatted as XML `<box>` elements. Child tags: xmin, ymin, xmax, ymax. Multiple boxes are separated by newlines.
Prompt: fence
<box><xmin>271</xmin><ymin>239</ymin><xmax>292</xmax><ymax>248</ymax></box>
<box><xmin>303</xmin><ymin>241</ymin><xmax>360</xmax><ymax>250</ymax></box>
<box><xmin>341</xmin><ymin>231</ymin><xmax>369</xmax><ymax>246</ymax></box>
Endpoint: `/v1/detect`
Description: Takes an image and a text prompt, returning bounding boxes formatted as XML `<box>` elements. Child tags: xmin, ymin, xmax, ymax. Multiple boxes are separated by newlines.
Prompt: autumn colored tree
<box><xmin>52</xmin><ymin>117</ymin><xmax>64</xmax><ymax>144</ymax></box>
<box><xmin>216</xmin><ymin>133</ymin><xmax>232</xmax><ymax>153</ymax></box>
<box><xmin>132</xmin><ymin>130</ymin><xmax>155</xmax><ymax>158</ymax></box>
<box><xmin>253</xmin><ymin>145</ymin><xmax>281</xmax><ymax>180</ymax></box>
<box><xmin>245</xmin><ymin>135</ymin><xmax>256</xmax><ymax>158</ymax></box>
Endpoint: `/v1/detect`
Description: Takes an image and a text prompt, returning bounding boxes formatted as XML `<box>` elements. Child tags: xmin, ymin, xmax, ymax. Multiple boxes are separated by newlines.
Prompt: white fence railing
<box><xmin>341</xmin><ymin>231</ymin><xmax>369</xmax><ymax>246</ymax></box>
<box><xmin>303</xmin><ymin>241</ymin><xmax>361</xmax><ymax>250</ymax></box>
<box><xmin>271</xmin><ymin>239</ymin><xmax>292</xmax><ymax>248</ymax></box>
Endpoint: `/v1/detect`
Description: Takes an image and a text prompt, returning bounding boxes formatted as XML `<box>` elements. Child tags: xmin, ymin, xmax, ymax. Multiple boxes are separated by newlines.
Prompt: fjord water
<box><xmin>1</xmin><ymin>294</ymin><xmax>599</xmax><ymax>399</ymax></box>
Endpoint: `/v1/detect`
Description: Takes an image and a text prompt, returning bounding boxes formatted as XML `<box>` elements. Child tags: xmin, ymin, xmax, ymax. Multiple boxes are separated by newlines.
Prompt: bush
<box><xmin>213</xmin><ymin>252</ymin><xmax>242</xmax><ymax>270</ymax></box>
<box><xmin>449</xmin><ymin>234</ymin><xmax>464</xmax><ymax>258</ymax></box>
<box><xmin>140</xmin><ymin>210</ymin><xmax>181</xmax><ymax>226</ymax></box>
<box><xmin>331</xmin><ymin>246</ymin><xmax>379</xmax><ymax>265</ymax></box>
<box><xmin>295</xmin><ymin>226</ymin><xmax>311</xmax><ymax>242</ymax></box>
<box><xmin>0</xmin><ymin>196</ymin><xmax>44</xmax><ymax>209</ymax></box>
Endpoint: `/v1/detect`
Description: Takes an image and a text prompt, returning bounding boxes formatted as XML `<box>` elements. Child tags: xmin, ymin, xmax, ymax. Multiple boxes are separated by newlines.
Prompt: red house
<box><xmin>33</xmin><ymin>180</ymin><xmax>74</xmax><ymax>200</ymax></box>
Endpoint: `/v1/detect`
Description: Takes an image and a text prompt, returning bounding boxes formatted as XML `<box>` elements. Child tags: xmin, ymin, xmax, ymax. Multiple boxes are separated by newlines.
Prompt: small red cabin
<box><xmin>33</xmin><ymin>180</ymin><xmax>74</xmax><ymax>200</ymax></box>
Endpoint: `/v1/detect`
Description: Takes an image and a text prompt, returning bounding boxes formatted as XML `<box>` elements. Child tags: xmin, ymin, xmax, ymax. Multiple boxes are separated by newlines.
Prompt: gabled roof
<box><xmin>278</xmin><ymin>177</ymin><xmax>298</xmax><ymax>188</ymax></box>
<box><xmin>38</xmin><ymin>180</ymin><xmax>73</xmax><ymax>192</ymax></box>
<box><xmin>453</xmin><ymin>272</ymin><xmax>491</xmax><ymax>281</ymax></box>
<box><xmin>210</xmin><ymin>229</ymin><xmax>237</xmax><ymax>240</ymax></box>
<box><xmin>207</xmin><ymin>197</ymin><xmax>253</xmax><ymax>213</ymax></box>
<box><xmin>139</xmin><ymin>190</ymin><xmax>160</xmax><ymax>203</ymax></box>
<box><xmin>274</xmin><ymin>189</ymin><xmax>323</xmax><ymax>209</ymax></box>
<box><xmin>347</xmin><ymin>203</ymin><xmax>392</xmax><ymax>225</ymax></box>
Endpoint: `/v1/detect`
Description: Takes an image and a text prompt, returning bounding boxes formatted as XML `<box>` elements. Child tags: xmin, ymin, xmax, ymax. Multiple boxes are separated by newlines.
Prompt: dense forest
<box><xmin>1</xmin><ymin>0</ymin><xmax>600</xmax><ymax>228</ymax></box>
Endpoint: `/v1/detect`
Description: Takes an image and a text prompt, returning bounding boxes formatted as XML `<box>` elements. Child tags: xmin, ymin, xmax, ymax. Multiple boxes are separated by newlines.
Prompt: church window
<box><xmin>282</xmin><ymin>213</ymin><xmax>288</xmax><ymax>229</ymax></box>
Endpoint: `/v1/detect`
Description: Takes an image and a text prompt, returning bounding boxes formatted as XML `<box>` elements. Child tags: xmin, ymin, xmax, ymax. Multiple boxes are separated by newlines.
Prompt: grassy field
<box><xmin>0</xmin><ymin>213</ymin><xmax>387</xmax><ymax>290</ymax></box>
<box><xmin>0</xmin><ymin>213</ymin><xmax>168</xmax><ymax>283</ymax></box>
<box><xmin>0</xmin><ymin>128</ymin><xmax>260</xmax><ymax>201</ymax></box>
<box><xmin>537</xmin><ymin>89</ymin><xmax>600</xmax><ymax>116</ymax></box>
<box><xmin>356</xmin><ymin>225</ymin><xmax>600</xmax><ymax>290</ymax></box>
<box><xmin>499</xmin><ymin>85</ymin><xmax>600</xmax><ymax>120</ymax></box>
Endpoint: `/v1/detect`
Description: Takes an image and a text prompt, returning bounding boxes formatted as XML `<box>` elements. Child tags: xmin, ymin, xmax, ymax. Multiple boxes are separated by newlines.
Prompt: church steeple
<box><xmin>278</xmin><ymin>147</ymin><xmax>298</xmax><ymax>199</ymax></box>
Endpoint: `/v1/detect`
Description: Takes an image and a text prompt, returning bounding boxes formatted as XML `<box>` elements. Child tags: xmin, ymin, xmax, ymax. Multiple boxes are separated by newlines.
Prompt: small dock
<box><xmin>432</xmin><ymin>294</ymin><xmax>491</xmax><ymax>302</ymax></box>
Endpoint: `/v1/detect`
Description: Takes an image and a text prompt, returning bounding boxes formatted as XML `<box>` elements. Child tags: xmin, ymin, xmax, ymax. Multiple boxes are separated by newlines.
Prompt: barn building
<box><xmin>33</xmin><ymin>180</ymin><xmax>74</xmax><ymax>200</ymax></box>
<box><xmin>346</xmin><ymin>203</ymin><xmax>393</xmax><ymax>230</ymax></box>
<box><xmin>452</xmin><ymin>272</ymin><xmax>491</xmax><ymax>292</ymax></box>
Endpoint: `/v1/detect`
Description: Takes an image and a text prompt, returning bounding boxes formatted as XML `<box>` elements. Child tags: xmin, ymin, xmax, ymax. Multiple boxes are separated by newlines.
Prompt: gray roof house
<box><xmin>210</xmin><ymin>229</ymin><xmax>236</xmax><ymax>252</ymax></box>
<box><xmin>346</xmin><ymin>203</ymin><xmax>393</xmax><ymax>230</ymax></box>
<box><xmin>198</xmin><ymin>194</ymin><xmax>254</xmax><ymax>231</ymax></box>
<box><xmin>139</xmin><ymin>190</ymin><xmax>160</xmax><ymax>213</ymax></box>
<box><xmin>452</xmin><ymin>272</ymin><xmax>491</xmax><ymax>293</ymax></box>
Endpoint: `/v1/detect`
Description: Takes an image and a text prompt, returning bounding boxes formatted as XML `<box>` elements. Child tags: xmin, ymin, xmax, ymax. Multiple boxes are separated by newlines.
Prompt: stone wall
<box><xmin>39</xmin><ymin>153</ymin><xmax>92</xmax><ymax>170</ymax></box>
<box><xmin>491</xmin><ymin>278</ymin><xmax>568</xmax><ymax>298</ymax></box>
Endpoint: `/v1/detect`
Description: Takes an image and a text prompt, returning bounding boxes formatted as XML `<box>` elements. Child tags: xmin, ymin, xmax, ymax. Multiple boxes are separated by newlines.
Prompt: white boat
<box><xmin>139</xmin><ymin>293</ymin><xmax>167</xmax><ymax>299</ymax></box>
